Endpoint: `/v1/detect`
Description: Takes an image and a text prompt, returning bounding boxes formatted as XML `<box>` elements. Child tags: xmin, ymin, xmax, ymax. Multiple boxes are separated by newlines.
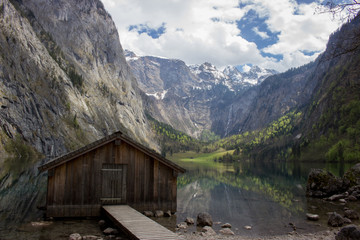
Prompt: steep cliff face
<box><xmin>0</xmin><ymin>0</ymin><xmax>153</xmax><ymax>225</ymax></box>
<box><xmin>0</xmin><ymin>0</ymin><xmax>153</xmax><ymax>157</ymax></box>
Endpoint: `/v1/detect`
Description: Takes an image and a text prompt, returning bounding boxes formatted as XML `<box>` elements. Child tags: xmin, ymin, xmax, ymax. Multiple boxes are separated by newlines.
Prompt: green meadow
<box><xmin>168</xmin><ymin>148</ymin><xmax>235</xmax><ymax>172</ymax></box>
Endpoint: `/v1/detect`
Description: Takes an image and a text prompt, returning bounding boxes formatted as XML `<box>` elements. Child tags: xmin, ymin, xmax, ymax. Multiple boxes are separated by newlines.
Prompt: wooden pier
<box><xmin>102</xmin><ymin>205</ymin><xmax>179</xmax><ymax>240</ymax></box>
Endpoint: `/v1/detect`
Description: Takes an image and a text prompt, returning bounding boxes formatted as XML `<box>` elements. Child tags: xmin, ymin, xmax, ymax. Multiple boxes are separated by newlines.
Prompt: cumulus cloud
<box><xmin>103</xmin><ymin>0</ymin><xmax>343</xmax><ymax>72</ymax></box>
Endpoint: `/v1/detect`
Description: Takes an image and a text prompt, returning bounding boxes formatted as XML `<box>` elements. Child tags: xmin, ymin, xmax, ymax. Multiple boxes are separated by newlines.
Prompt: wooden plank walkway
<box><xmin>102</xmin><ymin>205</ymin><xmax>180</xmax><ymax>240</ymax></box>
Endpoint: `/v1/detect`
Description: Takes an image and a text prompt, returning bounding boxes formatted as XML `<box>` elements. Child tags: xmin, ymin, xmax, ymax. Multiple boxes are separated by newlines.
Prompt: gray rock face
<box><xmin>126</xmin><ymin>51</ymin><xmax>277</xmax><ymax>138</ymax></box>
<box><xmin>197</xmin><ymin>212</ymin><xmax>213</xmax><ymax>227</ymax></box>
<box><xmin>0</xmin><ymin>0</ymin><xmax>154</xmax><ymax>226</ymax></box>
<box><xmin>336</xmin><ymin>225</ymin><xmax>360</xmax><ymax>240</ymax></box>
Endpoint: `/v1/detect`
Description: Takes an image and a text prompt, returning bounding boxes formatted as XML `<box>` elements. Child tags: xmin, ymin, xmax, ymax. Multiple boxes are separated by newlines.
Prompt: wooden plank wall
<box><xmin>46</xmin><ymin>140</ymin><xmax>178</xmax><ymax>217</ymax></box>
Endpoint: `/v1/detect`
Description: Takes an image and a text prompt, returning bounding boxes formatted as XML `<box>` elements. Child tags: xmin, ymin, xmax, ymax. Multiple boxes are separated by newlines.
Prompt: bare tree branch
<box><xmin>316</xmin><ymin>1</ymin><xmax>360</xmax><ymax>21</ymax></box>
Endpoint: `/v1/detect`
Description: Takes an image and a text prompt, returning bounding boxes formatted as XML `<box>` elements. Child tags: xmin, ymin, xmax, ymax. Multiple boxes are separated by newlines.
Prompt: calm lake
<box><xmin>0</xmin><ymin>156</ymin><xmax>359</xmax><ymax>239</ymax></box>
<box><xmin>171</xmin><ymin>157</ymin><xmax>360</xmax><ymax>237</ymax></box>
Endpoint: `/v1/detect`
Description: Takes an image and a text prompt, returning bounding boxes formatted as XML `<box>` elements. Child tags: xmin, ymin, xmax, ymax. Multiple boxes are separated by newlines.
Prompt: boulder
<box><xmin>306</xmin><ymin>169</ymin><xmax>343</xmax><ymax>198</ymax></box>
<box><xmin>201</xmin><ymin>226</ymin><xmax>216</xmax><ymax>236</ymax></box>
<box><xmin>344</xmin><ymin>209</ymin><xmax>359</xmax><ymax>220</ymax></box>
<box><xmin>328</xmin><ymin>212</ymin><xmax>345</xmax><ymax>227</ymax></box>
<box><xmin>143</xmin><ymin>211</ymin><xmax>154</xmax><ymax>217</ymax></box>
<box><xmin>69</xmin><ymin>233</ymin><xmax>82</xmax><ymax>240</ymax></box>
<box><xmin>336</xmin><ymin>225</ymin><xmax>360</xmax><ymax>240</ymax></box>
<box><xmin>196</xmin><ymin>212</ymin><xmax>213</xmax><ymax>227</ymax></box>
<box><xmin>185</xmin><ymin>217</ymin><xmax>194</xmax><ymax>225</ymax></box>
<box><xmin>221</xmin><ymin>223</ymin><xmax>232</xmax><ymax>228</ymax></box>
<box><xmin>306</xmin><ymin>213</ymin><xmax>319</xmax><ymax>221</ymax></box>
<box><xmin>343</xmin><ymin>163</ymin><xmax>360</xmax><ymax>188</ymax></box>
<box><xmin>219</xmin><ymin>228</ymin><xmax>234</xmax><ymax>235</ymax></box>
<box><xmin>155</xmin><ymin>210</ymin><xmax>164</xmax><ymax>217</ymax></box>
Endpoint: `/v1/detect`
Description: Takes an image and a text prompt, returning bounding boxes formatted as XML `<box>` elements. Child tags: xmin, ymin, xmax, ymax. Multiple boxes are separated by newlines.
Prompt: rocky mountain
<box><xmin>0</xmin><ymin>0</ymin><xmax>154</xmax><ymax>225</ymax></box>
<box><xmin>125</xmin><ymin>50</ymin><xmax>277</xmax><ymax>138</ymax></box>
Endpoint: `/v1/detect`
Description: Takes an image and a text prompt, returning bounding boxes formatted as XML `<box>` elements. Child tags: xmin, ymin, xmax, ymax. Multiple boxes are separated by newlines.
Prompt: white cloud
<box><xmin>252</xmin><ymin>26</ymin><xmax>270</xmax><ymax>39</ymax></box>
<box><xmin>103</xmin><ymin>0</ymin><xmax>343</xmax><ymax>72</ymax></box>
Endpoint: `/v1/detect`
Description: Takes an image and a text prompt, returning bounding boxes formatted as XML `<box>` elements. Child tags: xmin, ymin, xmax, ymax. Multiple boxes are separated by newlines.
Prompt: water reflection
<box><xmin>175</xmin><ymin>159</ymin><xmax>358</xmax><ymax>236</ymax></box>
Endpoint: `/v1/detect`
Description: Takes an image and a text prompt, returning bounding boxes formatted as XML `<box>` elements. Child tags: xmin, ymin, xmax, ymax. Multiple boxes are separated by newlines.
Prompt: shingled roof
<box><xmin>38</xmin><ymin>131</ymin><xmax>186</xmax><ymax>173</ymax></box>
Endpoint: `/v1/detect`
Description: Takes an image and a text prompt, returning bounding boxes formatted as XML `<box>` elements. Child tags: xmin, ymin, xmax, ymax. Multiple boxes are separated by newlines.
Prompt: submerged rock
<box><xmin>336</xmin><ymin>225</ymin><xmax>360</xmax><ymax>240</ymax></box>
<box><xmin>196</xmin><ymin>212</ymin><xmax>213</xmax><ymax>227</ymax></box>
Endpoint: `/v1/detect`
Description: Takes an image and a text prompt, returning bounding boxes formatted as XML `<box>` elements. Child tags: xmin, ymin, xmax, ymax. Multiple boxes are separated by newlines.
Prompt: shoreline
<box><xmin>177</xmin><ymin>228</ymin><xmax>340</xmax><ymax>239</ymax></box>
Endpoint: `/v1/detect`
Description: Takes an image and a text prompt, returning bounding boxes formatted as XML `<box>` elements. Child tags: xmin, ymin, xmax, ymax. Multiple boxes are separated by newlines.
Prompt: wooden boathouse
<box><xmin>39</xmin><ymin>131</ymin><xmax>185</xmax><ymax>218</ymax></box>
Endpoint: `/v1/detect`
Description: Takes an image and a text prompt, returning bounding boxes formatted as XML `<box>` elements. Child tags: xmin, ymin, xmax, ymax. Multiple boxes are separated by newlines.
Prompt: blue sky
<box><xmin>102</xmin><ymin>0</ymin><xmax>344</xmax><ymax>72</ymax></box>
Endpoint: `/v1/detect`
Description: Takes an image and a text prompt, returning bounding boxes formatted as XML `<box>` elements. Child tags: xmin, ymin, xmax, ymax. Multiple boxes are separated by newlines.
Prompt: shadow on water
<box><xmin>174</xmin><ymin>158</ymin><xmax>359</xmax><ymax>237</ymax></box>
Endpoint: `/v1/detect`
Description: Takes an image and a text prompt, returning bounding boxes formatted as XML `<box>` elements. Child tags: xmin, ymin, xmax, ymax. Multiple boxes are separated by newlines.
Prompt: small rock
<box><xmin>328</xmin><ymin>212</ymin><xmax>345</xmax><ymax>227</ymax></box>
<box><xmin>103</xmin><ymin>228</ymin><xmax>118</xmax><ymax>235</ymax></box>
<box><xmin>69</xmin><ymin>233</ymin><xmax>82</xmax><ymax>240</ymax></box>
<box><xmin>155</xmin><ymin>210</ymin><xmax>164</xmax><ymax>217</ymax></box>
<box><xmin>244</xmin><ymin>225</ymin><xmax>252</xmax><ymax>230</ymax></box>
<box><xmin>143</xmin><ymin>211</ymin><xmax>154</xmax><ymax>217</ymax></box>
<box><xmin>202</xmin><ymin>226</ymin><xmax>216</xmax><ymax>236</ymax></box>
<box><xmin>328</xmin><ymin>194</ymin><xmax>346</xmax><ymax>201</ymax></box>
<box><xmin>306</xmin><ymin>213</ymin><xmax>319</xmax><ymax>221</ymax></box>
<box><xmin>98</xmin><ymin>220</ymin><xmax>106</xmax><ymax>230</ymax></box>
<box><xmin>83</xmin><ymin>236</ymin><xmax>101</xmax><ymax>240</ymax></box>
<box><xmin>344</xmin><ymin>209</ymin><xmax>359</xmax><ymax>220</ymax></box>
<box><xmin>164</xmin><ymin>210</ymin><xmax>171</xmax><ymax>217</ymax></box>
<box><xmin>31</xmin><ymin>221</ymin><xmax>53</xmax><ymax>227</ymax></box>
<box><xmin>336</xmin><ymin>224</ymin><xmax>360</xmax><ymax>240</ymax></box>
<box><xmin>344</xmin><ymin>217</ymin><xmax>352</xmax><ymax>224</ymax></box>
<box><xmin>105</xmin><ymin>235</ymin><xmax>116</xmax><ymax>240</ymax></box>
<box><xmin>347</xmin><ymin>195</ymin><xmax>357</xmax><ymax>201</ymax></box>
<box><xmin>339</xmin><ymin>199</ymin><xmax>347</xmax><ymax>203</ymax></box>
<box><xmin>221</xmin><ymin>223</ymin><xmax>232</xmax><ymax>228</ymax></box>
<box><xmin>185</xmin><ymin>217</ymin><xmax>194</xmax><ymax>225</ymax></box>
<box><xmin>196</xmin><ymin>212</ymin><xmax>213</xmax><ymax>227</ymax></box>
<box><xmin>219</xmin><ymin>228</ymin><xmax>234</xmax><ymax>235</ymax></box>
<box><xmin>177</xmin><ymin>222</ymin><xmax>188</xmax><ymax>229</ymax></box>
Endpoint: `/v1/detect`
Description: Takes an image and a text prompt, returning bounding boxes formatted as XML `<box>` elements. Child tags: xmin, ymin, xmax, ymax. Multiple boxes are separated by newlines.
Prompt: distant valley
<box><xmin>126</xmin><ymin>50</ymin><xmax>277</xmax><ymax>138</ymax></box>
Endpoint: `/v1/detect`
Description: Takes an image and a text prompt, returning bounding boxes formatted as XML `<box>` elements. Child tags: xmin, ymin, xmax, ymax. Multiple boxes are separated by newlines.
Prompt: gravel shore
<box><xmin>177</xmin><ymin>228</ymin><xmax>340</xmax><ymax>240</ymax></box>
